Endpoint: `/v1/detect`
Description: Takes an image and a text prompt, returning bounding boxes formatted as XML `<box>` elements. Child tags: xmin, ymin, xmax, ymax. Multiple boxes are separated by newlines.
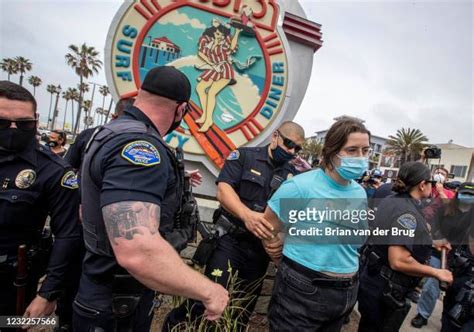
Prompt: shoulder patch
<box><xmin>121</xmin><ymin>140</ymin><xmax>161</xmax><ymax>166</ymax></box>
<box><xmin>227</xmin><ymin>150</ymin><xmax>240</xmax><ymax>161</ymax></box>
<box><xmin>61</xmin><ymin>171</ymin><xmax>79</xmax><ymax>189</ymax></box>
<box><xmin>396</xmin><ymin>213</ymin><xmax>417</xmax><ymax>230</ymax></box>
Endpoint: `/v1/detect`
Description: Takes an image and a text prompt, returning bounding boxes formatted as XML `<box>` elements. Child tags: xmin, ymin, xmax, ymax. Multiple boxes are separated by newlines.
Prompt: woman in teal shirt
<box><xmin>261</xmin><ymin>119</ymin><xmax>371</xmax><ymax>331</ymax></box>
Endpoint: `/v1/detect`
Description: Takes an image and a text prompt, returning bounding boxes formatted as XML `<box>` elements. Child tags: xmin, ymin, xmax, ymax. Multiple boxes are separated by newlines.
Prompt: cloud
<box><xmin>159</xmin><ymin>11</ymin><xmax>205</xmax><ymax>29</ymax></box>
<box><xmin>297</xmin><ymin>0</ymin><xmax>472</xmax><ymax>147</ymax></box>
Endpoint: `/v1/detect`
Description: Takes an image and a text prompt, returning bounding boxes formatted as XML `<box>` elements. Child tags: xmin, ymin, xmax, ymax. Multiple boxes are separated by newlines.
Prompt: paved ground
<box><xmin>401</xmin><ymin>300</ymin><xmax>442</xmax><ymax>332</ymax></box>
<box><xmin>153</xmin><ymin>298</ymin><xmax>444</xmax><ymax>331</ymax></box>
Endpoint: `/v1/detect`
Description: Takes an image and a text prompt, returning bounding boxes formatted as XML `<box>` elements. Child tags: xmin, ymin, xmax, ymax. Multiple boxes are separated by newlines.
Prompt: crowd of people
<box><xmin>0</xmin><ymin>65</ymin><xmax>472</xmax><ymax>332</ymax></box>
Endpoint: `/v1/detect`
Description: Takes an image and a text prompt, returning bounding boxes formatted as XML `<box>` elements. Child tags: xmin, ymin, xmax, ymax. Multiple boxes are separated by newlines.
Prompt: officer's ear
<box><xmin>176</xmin><ymin>102</ymin><xmax>188</xmax><ymax>119</ymax></box>
<box><xmin>270</xmin><ymin>131</ymin><xmax>279</xmax><ymax>147</ymax></box>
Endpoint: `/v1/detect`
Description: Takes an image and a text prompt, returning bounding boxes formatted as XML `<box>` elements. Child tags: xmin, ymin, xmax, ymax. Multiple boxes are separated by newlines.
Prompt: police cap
<box><xmin>141</xmin><ymin>66</ymin><xmax>191</xmax><ymax>103</ymax></box>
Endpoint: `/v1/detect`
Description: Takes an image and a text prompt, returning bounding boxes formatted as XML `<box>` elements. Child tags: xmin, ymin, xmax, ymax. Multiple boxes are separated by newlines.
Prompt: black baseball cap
<box><xmin>141</xmin><ymin>66</ymin><xmax>191</xmax><ymax>103</ymax></box>
<box><xmin>458</xmin><ymin>182</ymin><xmax>474</xmax><ymax>195</ymax></box>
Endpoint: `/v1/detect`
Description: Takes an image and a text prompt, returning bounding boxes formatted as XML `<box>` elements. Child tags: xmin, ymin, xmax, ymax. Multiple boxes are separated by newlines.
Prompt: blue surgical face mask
<box><xmin>335</xmin><ymin>155</ymin><xmax>369</xmax><ymax>181</ymax></box>
<box><xmin>458</xmin><ymin>193</ymin><xmax>474</xmax><ymax>205</ymax></box>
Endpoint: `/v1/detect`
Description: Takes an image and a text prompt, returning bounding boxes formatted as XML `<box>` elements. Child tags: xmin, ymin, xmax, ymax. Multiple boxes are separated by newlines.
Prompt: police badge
<box><xmin>15</xmin><ymin>169</ymin><xmax>37</xmax><ymax>189</ymax></box>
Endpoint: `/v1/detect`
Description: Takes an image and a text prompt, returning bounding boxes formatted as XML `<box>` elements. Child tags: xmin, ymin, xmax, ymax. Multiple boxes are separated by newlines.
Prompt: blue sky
<box><xmin>0</xmin><ymin>0</ymin><xmax>472</xmax><ymax>146</ymax></box>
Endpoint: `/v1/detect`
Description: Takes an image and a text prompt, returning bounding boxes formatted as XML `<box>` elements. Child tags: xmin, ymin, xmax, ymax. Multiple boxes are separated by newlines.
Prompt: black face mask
<box><xmin>0</xmin><ymin>128</ymin><xmax>36</xmax><ymax>152</ymax></box>
<box><xmin>271</xmin><ymin>145</ymin><xmax>295</xmax><ymax>165</ymax></box>
<box><xmin>165</xmin><ymin>104</ymin><xmax>184</xmax><ymax>136</ymax></box>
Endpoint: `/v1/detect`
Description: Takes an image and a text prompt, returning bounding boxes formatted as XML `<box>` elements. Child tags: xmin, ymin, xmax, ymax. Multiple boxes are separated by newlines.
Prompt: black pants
<box><xmin>268</xmin><ymin>257</ymin><xmax>358</xmax><ymax>332</ymax></box>
<box><xmin>358</xmin><ymin>265</ymin><xmax>411</xmax><ymax>332</ymax></box>
<box><xmin>72</xmin><ymin>290</ymin><xmax>154</xmax><ymax>332</ymax></box>
<box><xmin>56</xmin><ymin>246</ymin><xmax>84</xmax><ymax>329</ymax></box>
<box><xmin>163</xmin><ymin>234</ymin><xmax>269</xmax><ymax>331</ymax></box>
<box><xmin>441</xmin><ymin>276</ymin><xmax>474</xmax><ymax>332</ymax></box>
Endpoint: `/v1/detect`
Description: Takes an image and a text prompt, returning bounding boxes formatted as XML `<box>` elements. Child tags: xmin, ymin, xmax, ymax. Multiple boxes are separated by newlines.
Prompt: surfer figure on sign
<box><xmin>195</xmin><ymin>19</ymin><xmax>241</xmax><ymax>132</ymax></box>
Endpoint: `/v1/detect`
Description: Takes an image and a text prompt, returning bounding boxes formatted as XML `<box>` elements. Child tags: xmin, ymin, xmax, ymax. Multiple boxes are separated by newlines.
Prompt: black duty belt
<box><xmin>282</xmin><ymin>256</ymin><xmax>358</xmax><ymax>288</ymax></box>
<box><xmin>380</xmin><ymin>265</ymin><xmax>419</xmax><ymax>288</ymax></box>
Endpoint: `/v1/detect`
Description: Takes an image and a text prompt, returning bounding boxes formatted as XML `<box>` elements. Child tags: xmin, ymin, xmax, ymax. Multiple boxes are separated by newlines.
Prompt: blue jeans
<box><xmin>268</xmin><ymin>257</ymin><xmax>358</xmax><ymax>331</ymax></box>
<box><xmin>417</xmin><ymin>256</ymin><xmax>441</xmax><ymax>319</ymax></box>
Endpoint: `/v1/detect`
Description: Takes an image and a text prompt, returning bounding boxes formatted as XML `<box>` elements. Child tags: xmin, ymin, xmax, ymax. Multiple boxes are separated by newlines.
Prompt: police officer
<box><xmin>73</xmin><ymin>66</ymin><xmax>228</xmax><ymax>331</ymax></box>
<box><xmin>427</xmin><ymin>182</ymin><xmax>474</xmax><ymax>331</ymax></box>
<box><xmin>64</xmin><ymin>97</ymin><xmax>134</xmax><ymax>171</ymax></box>
<box><xmin>0</xmin><ymin>81</ymin><xmax>83</xmax><ymax>320</ymax></box>
<box><xmin>165</xmin><ymin>121</ymin><xmax>305</xmax><ymax>330</ymax></box>
<box><xmin>442</xmin><ymin>242</ymin><xmax>474</xmax><ymax>332</ymax></box>
<box><xmin>358</xmin><ymin>161</ymin><xmax>453</xmax><ymax>332</ymax></box>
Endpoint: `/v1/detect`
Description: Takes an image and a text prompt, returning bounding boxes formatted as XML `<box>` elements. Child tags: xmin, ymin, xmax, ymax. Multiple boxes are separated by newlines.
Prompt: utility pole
<box><xmin>50</xmin><ymin>85</ymin><xmax>62</xmax><ymax>130</ymax></box>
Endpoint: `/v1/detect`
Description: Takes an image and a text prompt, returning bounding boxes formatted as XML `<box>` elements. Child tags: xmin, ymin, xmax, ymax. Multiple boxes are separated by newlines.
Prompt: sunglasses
<box><xmin>0</xmin><ymin>118</ymin><xmax>37</xmax><ymax>130</ymax></box>
<box><xmin>277</xmin><ymin>130</ymin><xmax>302</xmax><ymax>153</ymax></box>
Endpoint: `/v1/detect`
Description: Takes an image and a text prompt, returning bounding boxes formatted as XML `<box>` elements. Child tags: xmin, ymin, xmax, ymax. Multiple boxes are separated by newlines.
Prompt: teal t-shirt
<box><xmin>267</xmin><ymin>168</ymin><xmax>368</xmax><ymax>273</ymax></box>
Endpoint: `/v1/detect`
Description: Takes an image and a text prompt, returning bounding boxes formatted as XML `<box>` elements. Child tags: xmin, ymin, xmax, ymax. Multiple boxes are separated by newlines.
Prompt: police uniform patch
<box><xmin>61</xmin><ymin>171</ymin><xmax>79</xmax><ymax>189</ymax></box>
<box><xmin>15</xmin><ymin>169</ymin><xmax>36</xmax><ymax>189</ymax></box>
<box><xmin>227</xmin><ymin>150</ymin><xmax>240</xmax><ymax>161</ymax></box>
<box><xmin>396</xmin><ymin>213</ymin><xmax>417</xmax><ymax>230</ymax></box>
<box><xmin>121</xmin><ymin>141</ymin><xmax>161</xmax><ymax>166</ymax></box>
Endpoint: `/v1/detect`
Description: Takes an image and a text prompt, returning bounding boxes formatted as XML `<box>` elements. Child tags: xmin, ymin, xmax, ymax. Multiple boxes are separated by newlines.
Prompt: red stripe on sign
<box><xmin>263</xmin><ymin>33</ymin><xmax>278</xmax><ymax>43</ymax></box>
<box><xmin>266</xmin><ymin>40</ymin><xmax>281</xmax><ymax>49</ymax></box>
<box><xmin>246</xmin><ymin>123</ymin><xmax>257</xmax><ymax>137</ymax></box>
<box><xmin>268</xmin><ymin>48</ymin><xmax>284</xmax><ymax>56</ymax></box>
<box><xmin>206</xmin><ymin>129</ymin><xmax>227</xmax><ymax>158</ymax></box>
<box><xmin>250</xmin><ymin>118</ymin><xmax>263</xmax><ymax>132</ymax></box>
<box><xmin>140</xmin><ymin>0</ymin><xmax>156</xmax><ymax>16</ymax></box>
<box><xmin>240</xmin><ymin>126</ymin><xmax>251</xmax><ymax>141</ymax></box>
<box><xmin>150</xmin><ymin>0</ymin><xmax>161</xmax><ymax>10</ymax></box>
<box><xmin>134</xmin><ymin>4</ymin><xmax>152</xmax><ymax>20</ymax></box>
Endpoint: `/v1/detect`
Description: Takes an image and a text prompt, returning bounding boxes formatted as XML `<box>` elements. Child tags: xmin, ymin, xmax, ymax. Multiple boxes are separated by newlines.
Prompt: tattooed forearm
<box><xmin>102</xmin><ymin>201</ymin><xmax>161</xmax><ymax>244</ymax></box>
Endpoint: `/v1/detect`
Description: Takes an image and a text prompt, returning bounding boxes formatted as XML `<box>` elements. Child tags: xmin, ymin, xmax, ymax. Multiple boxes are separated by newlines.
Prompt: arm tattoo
<box><xmin>102</xmin><ymin>201</ymin><xmax>161</xmax><ymax>244</ymax></box>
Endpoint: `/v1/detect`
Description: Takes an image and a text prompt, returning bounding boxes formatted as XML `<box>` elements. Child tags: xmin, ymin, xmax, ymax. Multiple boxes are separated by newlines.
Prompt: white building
<box><xmin>426</xmin><ymin>143</ymin><xmax>474</xmax><ymax>182</ymax></box>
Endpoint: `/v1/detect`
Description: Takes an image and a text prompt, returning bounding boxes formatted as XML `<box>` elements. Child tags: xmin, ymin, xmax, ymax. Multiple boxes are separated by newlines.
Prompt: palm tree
<box><xmin>65</xmin><ymin>43</ymin><xmax>102</xmax><ymax>136</ymax></box>
<box><xmin>46</xmin><ymin>84</ymin><xmax>59</xmax><ymax>127</ymax></box>
<box><xmin>62</xmin><ymin>89</ymin><xmax>73</xmax><ymax>131</ymax></box>
<box><xmin>77</xmin><ymin>82</ymin><xmax>90</xmax><ymax>95</ymax></box>
<box><xmin>69</xmin><ymin>88</ymin><xmax>80</xmax><ymax>131</ymax></box>
<box><xmin>77</xmin><ymin>82</ymin><xmax>91</xmax><ymax>129</ymax></box>
<box><xmin>385</xmin><ymin>128</ymin><xmax>428</xmax><ymax>165</ymax></box>
<box><xmin>94</xmin><ymin>107</ymin><xmax>103</xmax><ymax>126</ymax></box>
<box><xmin>28</xmin><ymin>75</ymin><xmax>42</xmax><ymax>96</ymax></box>
<box><xmin>302</xmin><ymin>138</ymin><xmax>323</xmax><ymax>163</ymax></box>
<box><xmin>82</xmin><ymin>99</ymin><xmax>92</xmax><ymax>129</ymax></box>
<box><xmin>0</xmin><ymin>58</ymin><xmax>18</xmax><ymax>81</ymax></box>
<box><xmin>99</xmin><ymin>85</ymin><xmax>109</xmax><ymax>125</ymax></box>
<box><xmin>14</xmin><ymin>56</ymin><xmax>32</xmax><ymax>86</ymax></box>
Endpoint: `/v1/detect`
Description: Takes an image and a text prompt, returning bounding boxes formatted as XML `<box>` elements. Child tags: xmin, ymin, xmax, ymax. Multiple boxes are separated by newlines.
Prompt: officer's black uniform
<box><xmin>73</xmin><ymin>106</ymin><xmax>182</xmax><ymax>331</ymax></box>
<box><xmin>430</xmin><ymin>201</ymin><xmax>474</xmax><ymax>332</ymax></box>
<box><xmin>64</xmin><ymin>127</ymin><xmax>96</xmax><ymax>170</ymax></box>
<box><xmin>358</xmin><ymin>192</ymin><xmax>432</xmax><ymax>332</ymax></box>
<box><xmin>0</xmin><ymin>140</ymin><xmax>82</xmax><ymax>315</ymax></box>
<box><xmin>442</xmin><ymin>245</ymin><xmax>474</xmax><ymax>332</ymax></box>
<box><xmin>165</xmin><ymin>146</ymin><xmax>298</xmax><ymax>330</ymax></box>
